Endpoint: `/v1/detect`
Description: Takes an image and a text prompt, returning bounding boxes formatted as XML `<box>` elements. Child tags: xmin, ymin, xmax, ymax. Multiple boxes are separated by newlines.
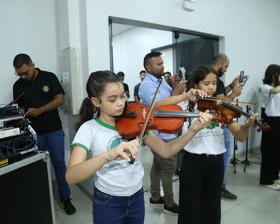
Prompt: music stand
<box><xmin>230</xmin><ymin>99</ymin><xmax>240</xmax><ymax>174</ymax></box>
<box><xmin>241</xmin><ymin>105</ymin><xmax>260</xmax><ymax>172</ymax></box>
<box><xmin>231</xmin><ymin>134</ymin><xmax>240</xmax><ymax>174</ymax></box>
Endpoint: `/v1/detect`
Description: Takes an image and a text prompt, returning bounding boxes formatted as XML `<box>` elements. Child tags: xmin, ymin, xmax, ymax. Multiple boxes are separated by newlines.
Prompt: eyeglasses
<box><xmin>15</xmin><ymin>66</ymin><xmax>31</xmax><ymax>77</ymax></box>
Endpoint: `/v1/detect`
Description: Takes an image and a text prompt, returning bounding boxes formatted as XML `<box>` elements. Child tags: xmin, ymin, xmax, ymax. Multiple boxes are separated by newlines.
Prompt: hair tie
<box><xmin>87</xmin><ymin>97</ymin><xmax>91</xmax><ymax>100</ymax></box>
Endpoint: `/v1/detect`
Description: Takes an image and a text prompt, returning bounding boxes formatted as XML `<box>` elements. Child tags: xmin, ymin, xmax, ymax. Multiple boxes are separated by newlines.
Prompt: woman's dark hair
<box><xmin>75</xmin><ymin>70</ymin><xmax>122</xmax><ymax>131</ymax></box>
<box><xmin>186</xmin><ymin>65</ymin><xmax>218</xmax><ymax>128</ymax></box>
<box><xmin>262</xmin><ymin>64</ymin><xmax>280</xmax><ymax>86</ymax></box>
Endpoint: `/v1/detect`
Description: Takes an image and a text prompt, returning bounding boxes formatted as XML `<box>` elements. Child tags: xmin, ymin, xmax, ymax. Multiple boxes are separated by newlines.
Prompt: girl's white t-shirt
<box><xmin>178</xmin><ymin>101</ymin><xmax>226</xmax><ymax>155</ymax></box>
<box><xmin>71</xmin><ymin>118</ymin><xmax>144</xmax><ymax>197</ymax></box>
<box><xmin>260</xmin><ymin>83</ymin><xmax>280</xmax><ymax>116</ymax></box>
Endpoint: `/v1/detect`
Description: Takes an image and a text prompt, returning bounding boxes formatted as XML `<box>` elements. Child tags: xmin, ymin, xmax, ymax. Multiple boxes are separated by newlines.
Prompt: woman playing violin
<box><xmin>65</xmin><ymin>70</ymin><xmax>211</xmax><ymax>224</ymax></box>
<box><xmin>154</xmin><ymin>65</ymin><xmax>258</xmax><ymax>224</ymax></box>
<box><xmin>259</xmin><ymin>64</ymin><xmax>280</xmax><ymax>190</ymax></box>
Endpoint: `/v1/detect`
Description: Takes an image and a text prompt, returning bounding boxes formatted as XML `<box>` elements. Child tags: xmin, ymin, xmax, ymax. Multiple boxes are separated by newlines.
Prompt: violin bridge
<box><xmin>216</xmin><ymin>100</ymin><xmax>222</xmax><ymax>105</ymax></box>
<box><xmin>142</xmin><ymin>108</ymin><xmax>146</xmax><ymax>120</ymax></box>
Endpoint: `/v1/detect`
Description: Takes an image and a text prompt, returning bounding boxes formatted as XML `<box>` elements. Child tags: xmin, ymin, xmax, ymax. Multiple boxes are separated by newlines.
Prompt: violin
<box><xmin>197</xmin><ymin>98</ymin><xmax>270</xmax><ymax>132</ymax></box>
<box><xmin>197</xmin><ymin>99</ymin><xmax>242</xmax><ymax>120</ymax></box>
<box><xmin>115</xmin><ymin>103</ymin><xmax>232</xmax><ymax>139</ymax></box>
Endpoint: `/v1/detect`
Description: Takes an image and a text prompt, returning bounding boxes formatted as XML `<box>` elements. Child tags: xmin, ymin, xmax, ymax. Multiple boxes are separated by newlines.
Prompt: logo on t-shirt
<box><xmin>42</xmin><ymin>86</ymin><xmax>49</xmax><ymax>92</ymax></box>
<box><xmin>107</xmin><ymin>136</ymin><xmax>129</xmax><ymax>150</ymax></box>
<box><xmin>207</xmin><ymin>121</ymin><xmax>217</xmax><ymax>129</ymax></box>
<box><xmin>103</xmin><ymin>136</ymin><xmax>136</xmax><ymax>173</ymax></box>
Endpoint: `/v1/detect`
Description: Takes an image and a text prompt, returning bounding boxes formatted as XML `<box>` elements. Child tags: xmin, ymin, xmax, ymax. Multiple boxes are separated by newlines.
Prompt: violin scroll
<box><xmin>197</xmin><ymin>98</ymin><xmax>271</xmax><ymax>132</ymax></box>
<box><xmin>211</xmin><ymin>114</ymin><xmax>233</xmax><ymax>126</ymax></box>
<box><xmin>197</xmin><ymin>99</ymin><xmax>241</xmax><ymax>122</ymax></box>
<box><xmin>255</xmin><ymin>119</ymin><xmax>270</xmax><ymax>132</ymax></box>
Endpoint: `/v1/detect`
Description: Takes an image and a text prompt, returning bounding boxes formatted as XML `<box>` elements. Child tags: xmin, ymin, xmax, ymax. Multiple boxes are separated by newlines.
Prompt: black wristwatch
<box><xmin>229</xmin><ymin>84</ymin><xmax>234</xmax><ymax>89</ymax></box>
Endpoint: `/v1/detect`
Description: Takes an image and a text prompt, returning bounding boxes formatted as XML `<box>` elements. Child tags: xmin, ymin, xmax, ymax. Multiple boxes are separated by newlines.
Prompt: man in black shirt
<box><xmin>211</xmin><ymin>54</ymin><xmax>242</xmax><ymax>201</ymax></box>
<box><xmin>13</xmin><ymin>53</ymin><xmax>76</xmax><ymax>215</ymax></box>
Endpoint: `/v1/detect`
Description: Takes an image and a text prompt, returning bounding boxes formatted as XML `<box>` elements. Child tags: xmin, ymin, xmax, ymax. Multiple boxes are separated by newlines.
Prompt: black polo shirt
<box><xmin>13</xmin><ymin>68</ymin><xmax>65</xmax><ymax>134</ymax></box>
<box><xmin>216</xmin><ymin>79</ymin><xmax>226</xmax><ymax>95</ymax></box>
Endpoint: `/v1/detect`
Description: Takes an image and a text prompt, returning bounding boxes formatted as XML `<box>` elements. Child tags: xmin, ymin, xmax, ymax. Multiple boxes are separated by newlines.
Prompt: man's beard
<box><xmin>218</xmin><ymin>68</ymin><xmax>224</xmax><ymax>77</ymax></box>
<box><xmin>154</xmin><ymin>71</ymin><xmax>163</xmax><ymax>78</ymax></box>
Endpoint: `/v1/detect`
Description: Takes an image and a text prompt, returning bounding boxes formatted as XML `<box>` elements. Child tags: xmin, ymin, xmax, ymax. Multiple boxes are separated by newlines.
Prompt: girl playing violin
<box><xmin>65</xmin><ymin>70</ymin><xmax>211</xmax><ymax>224</ymax></box>
<box><xmin>154</xmin><ymin>65</ymin><xmax>258</xmax><ymax>224</ymax></box>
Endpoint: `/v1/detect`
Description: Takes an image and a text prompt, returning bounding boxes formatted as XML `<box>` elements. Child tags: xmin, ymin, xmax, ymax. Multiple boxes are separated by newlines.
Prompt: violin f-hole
<box><xmin>137</xmin><ymin>119</ymin><xmax>152</xmax><ymax>129</ymax></box>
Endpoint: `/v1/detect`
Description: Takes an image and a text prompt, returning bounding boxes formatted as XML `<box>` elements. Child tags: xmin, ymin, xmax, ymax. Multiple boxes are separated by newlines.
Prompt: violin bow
<box><xmin>128</xmin><ymin>80</ymin><xmax>162</xmax><ymax>164</ymax></box>
<box><xmin>138</xmin><ymin>80</ymin><xmax>163</xmax><ymax>142</ymax></box>
<box><xmin>196</xmin><ymin>95</ymin><xmax>257</xmax><ymax>106</ymax></box>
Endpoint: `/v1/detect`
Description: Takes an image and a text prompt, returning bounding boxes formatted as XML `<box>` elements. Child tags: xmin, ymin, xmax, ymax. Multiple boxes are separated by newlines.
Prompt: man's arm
<box><xmin>171</xmin><ymin>81</ymin><xmax>187</xmax><ymax>96</ymax></box>
<box><xmin>134</xmin><ymin>96</ymin><xmax>140</xmax><ymax>103</ymax></box>
<box><xmin>225</xmin><ymin>76</ymin><xmax>240</xmax><ymax>94</ymax></box>
<box><xmin>216</xmin><ymin>87</ymin><xmax>242</xmax><ymax>100</ymax></box>
<box><xmin>217</xmin><ymin>76</ymin><xmax>242</xmax><ymax>100</ymax></box>
<box><xmin>24</xmin><ymin>93</ymin><xmax>64</xmax><ymax>117</ymax></box>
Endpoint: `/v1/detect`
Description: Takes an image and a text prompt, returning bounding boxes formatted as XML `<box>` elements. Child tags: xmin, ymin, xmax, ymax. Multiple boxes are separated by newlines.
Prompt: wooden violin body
<box><xmin>116</xmin><ymin>103</ymin><xmax>184</xmax><ymax>138</ymax></box>
<box><xmin>115</xmin><ymin>103</ymin><xmax>232</xmax><ymax>138</ymax></box>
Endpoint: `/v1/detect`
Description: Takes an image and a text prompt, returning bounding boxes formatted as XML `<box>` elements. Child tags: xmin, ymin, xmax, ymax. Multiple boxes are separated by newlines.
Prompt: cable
<box><xmin>1</xmin><ymin>140</ymin><xmax>36</xmax><ymax>151</ymax></box>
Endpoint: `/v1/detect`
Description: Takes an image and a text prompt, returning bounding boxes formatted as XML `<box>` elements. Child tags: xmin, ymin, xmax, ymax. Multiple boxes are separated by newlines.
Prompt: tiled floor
<box><xmin>53</xmin><ymin>147</ymin><xmax>280</xmax><ymax>224</ymax></box>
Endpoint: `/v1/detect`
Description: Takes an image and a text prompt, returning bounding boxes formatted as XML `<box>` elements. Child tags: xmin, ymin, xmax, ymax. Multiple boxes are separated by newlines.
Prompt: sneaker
<box><xmin>221</xmin><ymin>188</ymin><xmax>237</xmax><ymax>201</ymax></box>
<box><xmin>264</xmin><ymin>183</ymin><xmax>280</xmax><ymax>190</ymax></box>
<box><xmin>163</xmin><ymin>203</ymin><xmax>179</xmax><ymax>215</ymax></box>
<box><xmin>149</xmin><ymin>197</ymin><xmax>165</xmax><ymax>207</ymax></box>
<box><xmin>274</xmin><ymin>179</ymin><xmax>280</xmax><ymax>184</ymax></box>
<box><xmin>60</xmin><ymin>198</ymin><xmax>76</xmax><ymax>215</ymax></box>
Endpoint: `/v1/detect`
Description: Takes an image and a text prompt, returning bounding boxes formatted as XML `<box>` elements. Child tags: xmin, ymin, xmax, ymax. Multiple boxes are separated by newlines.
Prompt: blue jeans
<box><xmin>37</xmin><ymin>129</ymin><xmax>71</xmax><ymax>201</ymax></box>
<box><xmin>93</xmin><ymin>186</ymin><xmax>145</xmax><ymax>224</ymax></box>
<box><xmin>222</xmin><ymin>128</ymin><xmax>232</xmax><ymax>188</ymax></box>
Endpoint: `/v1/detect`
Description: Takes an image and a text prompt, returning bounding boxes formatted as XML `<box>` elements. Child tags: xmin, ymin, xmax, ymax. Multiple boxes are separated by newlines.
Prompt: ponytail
<box><xmin>75</xmin><ymin>98</ymin><xmax>97</xmax><ymax>131</ymax></box>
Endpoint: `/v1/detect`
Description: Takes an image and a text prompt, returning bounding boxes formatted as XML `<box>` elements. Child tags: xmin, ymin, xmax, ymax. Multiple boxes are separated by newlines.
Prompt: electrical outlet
<box><xmin>175</xmin><ymin>0</ymin><xmax>182</xmax><ymax>3</ymax></box>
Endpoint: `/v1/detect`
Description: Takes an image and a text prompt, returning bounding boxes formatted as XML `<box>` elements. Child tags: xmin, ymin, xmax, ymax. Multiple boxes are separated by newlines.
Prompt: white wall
<box><xmin>0</xmin><ymin>0</ymin><xmax>59</xmax><ymax>105</ymax></box>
